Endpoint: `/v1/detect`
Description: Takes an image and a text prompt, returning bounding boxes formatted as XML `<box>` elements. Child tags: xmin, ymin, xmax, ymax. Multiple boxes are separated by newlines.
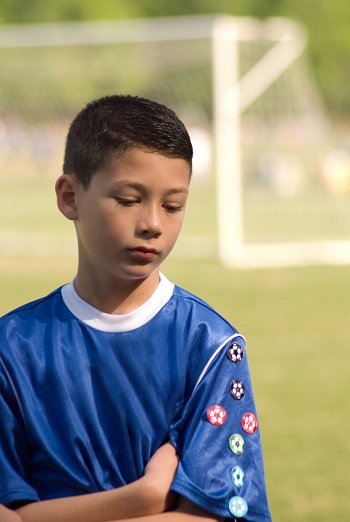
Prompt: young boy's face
<box><xmin>68</xmin><ymin>148</ymin><xmax>191</xmax><ymax>286</ymax></box>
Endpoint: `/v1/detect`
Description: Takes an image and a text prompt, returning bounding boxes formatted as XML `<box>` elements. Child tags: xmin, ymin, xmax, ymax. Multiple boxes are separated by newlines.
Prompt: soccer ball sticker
<box><xmin>226</xmin><ymin>342</ymin><xmax>244</xmax><ymax>364</ymax></box>
<box><xmin>230</xmin><ymin>465</ymin><xmax>245</xmax><ymax>488</ymax></box>
<box><xmin>206</xmin><ymin>404</ymin><xmax>227</xmax><ymax>426</ymax></box>
<box><xmin>228</xmin><ymin>433</ymin><xmax>245</xmax><ymax>455</ymax></box>
<box><xmin>228</xmin><ymin>496</ymin><xmax>248</xmax><ymax>518</ymax></box>
<box><xmin>241</xmin><ymin>412</ymin><xmax>258</xmax><ymax>434</ymax></box>
<box><xmin>230</xmin><ymin>379</ymin><xmax>245</xmax><ymax>400</ymax></box>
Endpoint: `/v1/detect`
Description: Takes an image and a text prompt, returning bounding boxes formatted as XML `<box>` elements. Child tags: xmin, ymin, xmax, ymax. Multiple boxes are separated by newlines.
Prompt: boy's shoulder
<box><xmin>173</xmin><ymin>283</ymin><xmax>230</xmax><ymax>319</ymax></box>
<box><xmin>0</xmin><ymin>287</ymin><xmax>63</xmax><ymax>324</ymax></box>
<box><xmin>172</xmin><ymin>283</ymin><xmax>237</xmax><ymax>335</ymax></box>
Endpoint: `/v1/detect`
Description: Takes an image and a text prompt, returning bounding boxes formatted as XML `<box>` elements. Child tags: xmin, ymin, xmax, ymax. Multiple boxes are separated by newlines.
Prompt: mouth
<box><xmin>128</xmin><ymin>246</ymin><xmax>160</xmax><ymax>261</ymax></box>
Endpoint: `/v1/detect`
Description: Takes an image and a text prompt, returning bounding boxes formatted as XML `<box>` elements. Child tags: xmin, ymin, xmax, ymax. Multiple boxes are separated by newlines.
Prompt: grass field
<box><xmin>1</xmin><ymin>23</ymin><xmax>349</xmax><ymax>519</ymax></box>
<box><xmin>1</xmin><ymin>161</ymin><xmax>350</xmax><ymax>521</ymax></box>
<box><xmin>0</xmin><ymin>250</ymin><xmax>349</xmax><ymax>521</ymax></box>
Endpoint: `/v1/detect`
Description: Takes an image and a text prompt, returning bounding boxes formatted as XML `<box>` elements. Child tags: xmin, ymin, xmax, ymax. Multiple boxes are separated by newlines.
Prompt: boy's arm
<box><xmin>107</xmin><ymin>497</ymin><xmax>223</xmax><ymax>522</ymax></box>
<box><xmin>17</xmin><ymin>497</ymin><xmax>222</xmax><ymax>522</ymax></box>
<box><xmin>0</xmin><ymin>505</ymin><xmax>23</xmax><ymax>522</ymax></box>
<box><xmin>15</xmin><ymin>444</ymin><xmax>178</xmax><ymax>522</ymax></box>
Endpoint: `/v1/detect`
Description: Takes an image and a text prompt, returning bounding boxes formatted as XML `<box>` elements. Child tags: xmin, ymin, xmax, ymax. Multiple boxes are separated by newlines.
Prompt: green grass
<box><xmin>1</xmin><ymin>164</ymin><xmax>349</xmax><ymax>521</ymax></box>
<box><xmin>1</xmin><ymin>253</ymin><xmax>349</xmax><ymax>521</ymax></box>
<box><xmin>0</xmin><ymin>175</ymin><xmax>70</xmax><ymax>237</ymax></box>
<box><xmin>244</xmin><ymin>191</ymin><xmax>350</xmax><ymax>242</ymax></box>
<box><xmin>3</xmin><ymin>172</ymin><xmax>350</xmax><ymax>249</ymax></box>
<box><xmin>166</xmin><ymin>261</ymin><xmax>350</xmax><ymax>522</ymax></box>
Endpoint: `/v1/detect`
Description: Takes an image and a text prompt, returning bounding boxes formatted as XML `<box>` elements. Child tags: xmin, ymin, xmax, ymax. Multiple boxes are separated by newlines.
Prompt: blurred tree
<box><xmin>0</xmin><ymin>0</ymin><xmax>349</xmax><ymax>117</ymax></box>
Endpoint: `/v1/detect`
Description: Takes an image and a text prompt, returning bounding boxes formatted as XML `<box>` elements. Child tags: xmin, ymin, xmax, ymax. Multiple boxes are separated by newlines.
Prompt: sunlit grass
<box><xmin>1</xmin><ymin>166</ymin><xmax>349</xmax><ymax>521</ymax></box>
<box><xmin>1</xmin><ymin>253</ymin><xmax>349</xmax><ymax>521</ymax></box>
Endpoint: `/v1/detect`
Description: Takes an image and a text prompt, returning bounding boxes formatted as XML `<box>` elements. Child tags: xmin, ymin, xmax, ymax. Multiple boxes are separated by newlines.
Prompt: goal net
<box><xmin>0</xmin><ymin>15</ymin><xmax>349</xmax><ymax>267</ymax></box>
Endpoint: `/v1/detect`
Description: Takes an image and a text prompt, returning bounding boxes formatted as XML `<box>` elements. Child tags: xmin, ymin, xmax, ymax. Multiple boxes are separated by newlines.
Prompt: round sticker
<box><xmin>226</xmin><ymin>342</ymin><xmax>244</xmax><ymax>364</ymax></box>
<box><xmin>230</xmin><ymin>379</ymin><xmax>245</xmax><ymax>400</ymax></box>
<box><xmin>228</xmin><ymin>433</ymin><xmax>245</xmax><ymax>455</ymax></box>
<box><xmin>241</xmin><ymin>412</ymin><xmax>258</xmax><ymax>434</ymax></box>
<box><xmin>228</xmin><ymin>496</ymin><xmax>248</xmax><ymax>518</ymax></box>
<box><xmin>206</xmin><ymin>404</ymin><xmax>227</xmax><ymax>426</ymax></box>
<box><xmin>230</xmin><ymin>465</ymin><xmax>245</xmax><ymax>488</ymax></box>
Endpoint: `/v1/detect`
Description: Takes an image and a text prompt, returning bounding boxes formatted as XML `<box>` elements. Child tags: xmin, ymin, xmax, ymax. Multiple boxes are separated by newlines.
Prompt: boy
<box><xmin>0</xmin><ymin>95</ymin><xmax>271</xmax><ymax>521</ymax></box>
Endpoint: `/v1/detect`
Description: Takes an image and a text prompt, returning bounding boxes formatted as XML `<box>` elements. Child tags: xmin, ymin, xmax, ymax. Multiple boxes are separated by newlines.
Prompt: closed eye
<box><xmin>163</xmin><ymin>204</ymin><xmax>184</xmax><ymax>213</ymax></box>
<box><xmin>115</xmin><ymin>197</ymin><xmax>139</xmax><ymax>207</ymax></box>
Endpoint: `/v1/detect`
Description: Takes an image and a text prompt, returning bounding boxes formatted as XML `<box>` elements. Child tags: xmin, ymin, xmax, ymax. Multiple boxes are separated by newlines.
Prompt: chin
<box><xmin>117</xmin><ymin>266</ymin><xmax>160</xmax><ymax>281</ymax></box>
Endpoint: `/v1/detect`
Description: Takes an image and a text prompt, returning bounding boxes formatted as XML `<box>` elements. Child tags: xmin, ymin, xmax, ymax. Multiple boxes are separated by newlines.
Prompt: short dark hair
<box><xmin>63</xmin><ymin>94</ymin><xmax>193</xmax><ymax>187</ymax></box>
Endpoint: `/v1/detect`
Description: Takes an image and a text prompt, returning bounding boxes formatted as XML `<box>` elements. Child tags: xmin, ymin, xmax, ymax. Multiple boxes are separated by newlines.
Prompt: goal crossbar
<box><xmin>0</xmin><ymin>15</ymin><xmax>347</xmax><ymax>268</ymax></box>
<box><xmin>211</xmin><ymin>17</ymin><xmax>350</xmax><ymax>268</ymax></box>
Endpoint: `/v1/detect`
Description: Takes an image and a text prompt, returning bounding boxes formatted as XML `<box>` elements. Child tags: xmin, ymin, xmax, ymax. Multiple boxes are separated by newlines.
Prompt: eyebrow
<box><xmin>112</xmin><ymin>181</ymin><xmax>189</xmax><ymax>195</ymax></box>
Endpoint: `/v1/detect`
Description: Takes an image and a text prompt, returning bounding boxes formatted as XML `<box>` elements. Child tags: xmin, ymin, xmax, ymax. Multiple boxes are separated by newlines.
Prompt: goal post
<box><xmin>213</xmin><ymin>18</ymin><xmax>243</xmax><ymax>262</ymax></box>
<box><xmin>212</xmin><ymin>16</ymin><xmax>350</xmax><ymax>268</ymax></box>
<box><xmin>0</xmin><ymin>15</ymin><xmax>349</xmax><ymax>267</ymax></box>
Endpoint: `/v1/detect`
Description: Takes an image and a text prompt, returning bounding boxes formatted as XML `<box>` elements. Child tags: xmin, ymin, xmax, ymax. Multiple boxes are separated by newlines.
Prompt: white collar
<box><xmin>61</xmin><ymin>273</ymin><xmax>174</xmax><ymax>333</ymax></box>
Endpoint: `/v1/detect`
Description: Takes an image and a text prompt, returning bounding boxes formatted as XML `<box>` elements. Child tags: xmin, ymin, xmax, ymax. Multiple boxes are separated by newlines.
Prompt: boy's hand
<box><xmin>0</xmin><ymin>505</ymin><xmax>23</xmax><ymax>522</ymax></box>
<box><xmin>143</xmin><ymin>442</ymin><xmax>179</xmax><ymax>512</ymax></box>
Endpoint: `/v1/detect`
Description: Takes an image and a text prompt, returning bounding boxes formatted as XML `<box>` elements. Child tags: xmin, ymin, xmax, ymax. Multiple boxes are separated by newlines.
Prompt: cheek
<box><xmin>87</xmin><ymin>205</ymin><xmax>128</xmax><ymax>235</ymax></box>
<box><xmin>166</xmin><ymin>216</ymin><xmax>185</xmax><ymax>241</ymax></box>
<box><xmin>78</xmin><ymin>210</ymin><xmax>125</xmax><ymax>249</ymax></box>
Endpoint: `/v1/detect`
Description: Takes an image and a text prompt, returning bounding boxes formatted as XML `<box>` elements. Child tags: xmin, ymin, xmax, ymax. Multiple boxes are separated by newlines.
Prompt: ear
<box><xmin>55</xmin><ymin>174</ymin><xmax>80</xmax><ymax>220</ymax></box>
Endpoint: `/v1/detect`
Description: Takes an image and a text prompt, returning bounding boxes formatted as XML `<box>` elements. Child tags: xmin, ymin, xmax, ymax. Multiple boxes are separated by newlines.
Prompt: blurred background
<box><xmin>0</xmin><ymin>1</ymin><xmax>349</xmax><ymax>520</ymax></box>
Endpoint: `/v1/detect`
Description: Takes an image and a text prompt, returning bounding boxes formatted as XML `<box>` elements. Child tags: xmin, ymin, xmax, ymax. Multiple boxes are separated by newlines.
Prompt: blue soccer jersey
<box><xmin>0</xmin><ymin>273</ymin><xmax>271</xmax><ymax>521</ymax></box>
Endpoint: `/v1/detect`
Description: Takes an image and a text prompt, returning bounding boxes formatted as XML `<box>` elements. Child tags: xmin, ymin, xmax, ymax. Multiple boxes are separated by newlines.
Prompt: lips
<box><xmin>130</xmin><ymin>246</ymin><xmax>160</xmax><ymax>255</ymax></box>
<box><xmin>128</xmin><ymin>246</ymin><xmax>160</xmax><ymax>262</ymax></box>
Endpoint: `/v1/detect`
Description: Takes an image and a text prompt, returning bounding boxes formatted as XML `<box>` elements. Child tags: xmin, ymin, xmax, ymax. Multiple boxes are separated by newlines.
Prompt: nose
<box><xmin>136</xmin><ymin>204</ymin><xmax>163</xmax><ymax>238</ymax></box>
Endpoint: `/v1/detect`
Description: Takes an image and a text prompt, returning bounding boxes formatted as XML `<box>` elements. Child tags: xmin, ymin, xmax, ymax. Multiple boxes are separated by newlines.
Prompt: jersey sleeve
<box><xmin>0</xmin><ymin>359</ymin><xmax>39</xmax><ymax>506</ymax></box>
<box><xmin>169</xmin><ymin>334</ymin><xmax>271</xmax><ymax>521</ymax></box>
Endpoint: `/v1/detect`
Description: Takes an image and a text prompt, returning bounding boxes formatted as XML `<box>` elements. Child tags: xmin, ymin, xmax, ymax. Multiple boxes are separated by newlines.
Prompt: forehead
<box><xmin>98</xmin><ymin>148</ymin><xmax>191</xmax><ymax>190</ymax></box>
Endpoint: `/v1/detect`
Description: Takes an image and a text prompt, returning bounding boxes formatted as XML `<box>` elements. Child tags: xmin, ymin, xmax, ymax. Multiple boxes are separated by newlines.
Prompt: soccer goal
<box><xmin>0</xmin><ymin>15</ymin><xmax>349</xmax><ymax>267</ymax></box>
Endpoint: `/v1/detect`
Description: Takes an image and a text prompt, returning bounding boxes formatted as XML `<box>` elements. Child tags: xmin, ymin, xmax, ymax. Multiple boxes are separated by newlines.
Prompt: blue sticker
<box><xmin>230</xmin><ymin>465</ymin><xmax>245</xmax><ymax>488</ymax></box>
<box><xmin>228</xmin><ymin>496</ymin><xmax>248</xmax><ymax>518</ymax></box>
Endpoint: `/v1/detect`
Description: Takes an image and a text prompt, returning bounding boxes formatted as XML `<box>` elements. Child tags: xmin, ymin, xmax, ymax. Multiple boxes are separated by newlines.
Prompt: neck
<box><xmin>73</xmin><ymin>270</ymin><xmax>160</xmax><ymax>314</ymax></box>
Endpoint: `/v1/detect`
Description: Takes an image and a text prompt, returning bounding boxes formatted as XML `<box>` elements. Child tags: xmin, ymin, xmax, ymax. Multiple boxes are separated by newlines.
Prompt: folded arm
<box><xmin>107</xmin><ymin>497</ymin><xmax>223</xmax><ymax>522</ymax></box>
<box><xmin>16</xmin><ymin>496</ymin><xmax>222</xmax><ymax>522</ymax></box>
<box><xmin>0</xmin><ymin>505</ymin><xmax>23</xmax><ymax>522</ymax></box>
<box><xmin>15</xmin><ymin>444</ymin><xmax>178</xmax><ymax>522</ymax></box>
